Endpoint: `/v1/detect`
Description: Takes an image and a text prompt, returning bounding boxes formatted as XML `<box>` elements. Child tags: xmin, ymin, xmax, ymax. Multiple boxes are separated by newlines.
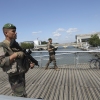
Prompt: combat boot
<box><xmin>54</xmin><ymin>66</ymin><xmax>60</xmax><ymax>71</ymax></box>
<box><xmin>45</xmin><ymin>62</ymin><xmax>50</xmax><ymax>70</ymax></box>
<box><xmin>45</xmin><ymin>65</ymin><xmax>49</xmax><ymax>70</ymax></box>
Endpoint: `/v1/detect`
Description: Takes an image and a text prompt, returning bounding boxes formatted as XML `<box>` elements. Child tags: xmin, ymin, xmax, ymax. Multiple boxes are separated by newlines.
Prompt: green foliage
<box><xmin>20</xmin><ymin>43</ymin><xmax>34</xmax><ymax>49</ymax></box>
<box><xmin>41</xmin><ymin>41</ymin><xmax>59</xmax><ymax>44</ymax></box>
<box><xmin>41</xmin><ymin>41</ymin><xmax>48</xmax><ymax>44</ymax></box>
<box><xmin>89</xmin><ymin>34</ymin><xmax>100</xmax><ymax>47</ymax></box>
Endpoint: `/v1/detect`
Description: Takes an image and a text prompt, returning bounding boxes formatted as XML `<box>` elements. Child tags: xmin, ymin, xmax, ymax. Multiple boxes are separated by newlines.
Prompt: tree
<box><xmin>20</xmin><ymin>43</ymin><xmax>34</xmax><ymax>49</ymax></box>
<box><xmin>41</xmin><ymin>41</ymin><xmax>48</xmax><ymax>44</ymax></box>
<box><xmin>89</xmin><ymin>34</ymin><xmax>100</xmax><ymax>47</ymax></box>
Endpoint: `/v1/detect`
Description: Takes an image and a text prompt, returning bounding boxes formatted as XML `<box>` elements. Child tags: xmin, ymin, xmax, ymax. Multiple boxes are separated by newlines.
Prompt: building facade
<box><xmin>76</xmin><ymin>32</ymin><xmax>100</xmax><ymax>43</ymax></box>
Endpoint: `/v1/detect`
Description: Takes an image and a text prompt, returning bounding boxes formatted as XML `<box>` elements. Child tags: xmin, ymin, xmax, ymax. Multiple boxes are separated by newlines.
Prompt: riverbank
<box><xmin>77</xmin><ymin>46</ymin><xmax>100</xmax><ymax>51</ymax></box>
<box><xmin>77</xmin><ymin>46</ymin><xmax>88</xmax><ymax>51</ymax></box>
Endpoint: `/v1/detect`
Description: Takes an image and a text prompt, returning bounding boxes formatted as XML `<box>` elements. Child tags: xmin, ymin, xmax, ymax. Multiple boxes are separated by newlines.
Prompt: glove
<box><xmin>16</xmin><ymin>51</ymin><xmax>25</xmax><ymax>58</ymax></box>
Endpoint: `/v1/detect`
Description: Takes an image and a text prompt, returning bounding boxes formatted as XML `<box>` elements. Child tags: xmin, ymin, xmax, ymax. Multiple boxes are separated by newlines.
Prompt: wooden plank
<box><xmin>0</xmin><ymin>65</ymin><xmax>99</xmax><ymax>100</ymax></box>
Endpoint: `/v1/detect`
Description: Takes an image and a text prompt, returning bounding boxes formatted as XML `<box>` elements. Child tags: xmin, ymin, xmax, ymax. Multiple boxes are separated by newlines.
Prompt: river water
<box><xmin>31</xmin><ymin>46</ymin><xmax>95</xmax><ymax>67</ymax></box>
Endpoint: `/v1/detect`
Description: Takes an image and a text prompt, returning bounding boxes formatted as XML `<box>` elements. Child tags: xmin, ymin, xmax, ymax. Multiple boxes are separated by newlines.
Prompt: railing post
<box><xmin>40</xmin><ymin>52</ymin><xmax>42</xmax><ymax>67</ymax></box>
<box><xmin>75</xmin><ymin>52</ymin><xmax>79</xmax><ymax>67</ymax></box>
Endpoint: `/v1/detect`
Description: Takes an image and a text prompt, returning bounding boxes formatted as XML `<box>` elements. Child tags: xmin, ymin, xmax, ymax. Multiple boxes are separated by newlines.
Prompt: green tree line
<box><xmin>20</xmin><ymin>43</ymin><xmax>34</xmax><ymax>49</ymax></box>
<box><xmin>20</xmin><ymin>41</ymin><xmax>59</xmax><ymax>49</ymax></box>
<box><xmin>41</xmin><ymin>41</ymin><xmax>48</xmax><ymax>44</ymax></box>
<box><xmin>89</xmin><ymin>34</ymin><xmax>100</xmax><ymax>47</ymax></box>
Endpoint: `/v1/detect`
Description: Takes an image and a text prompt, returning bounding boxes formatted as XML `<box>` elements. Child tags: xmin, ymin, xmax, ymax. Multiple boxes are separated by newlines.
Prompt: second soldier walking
<box><xmin>45</xmin><ymin>38</ymin><xmax>59</xmax><ymax>71</ymax></box>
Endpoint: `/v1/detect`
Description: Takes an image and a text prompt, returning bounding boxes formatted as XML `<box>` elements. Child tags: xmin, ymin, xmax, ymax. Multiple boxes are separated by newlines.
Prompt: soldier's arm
<box><xmin>10</xmin><ymin>51</ymin><xmax>25</xmax><ymax>63</ymax></box>
<box><xmin>0</xmin><ymin>53</ymin><xmax>17</xmax><ymax>68</ymax></box>
<box><xmin>0</xmin><ymin>47</ymin><xmax>10</xmax><ymax>67</ymax></box>
<box><xmin>9</xmin><ymin>53</ymin><xmax>17</xmax><ymax>62</ymax></box>
<box><xmin>47</xmin><ymin>44</ymin><xmax>54</xmax><ymax>51</ymax></box>
<box><xmin>0</xmin><ymin>47</ymin><xmax>24</xmax><ymax>68</ymax></box>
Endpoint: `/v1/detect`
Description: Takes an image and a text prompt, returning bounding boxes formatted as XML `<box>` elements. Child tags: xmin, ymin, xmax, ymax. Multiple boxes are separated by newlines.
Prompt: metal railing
<box><xmin>31</xmin><ymin>51</ymin><xmax>100</xmax><ymax>68</ymax></box>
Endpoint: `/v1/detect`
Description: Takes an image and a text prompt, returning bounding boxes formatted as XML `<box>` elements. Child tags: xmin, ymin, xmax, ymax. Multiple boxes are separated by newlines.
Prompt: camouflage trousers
<box><xmin>46</xmin><ymin>54</ymin><xmax>58</xmax><ymax>68</ymax></box>
<box><xmin>8</xmin><ymin>73</ymin><xmax>27</xmax><ymax>97</ymax></box>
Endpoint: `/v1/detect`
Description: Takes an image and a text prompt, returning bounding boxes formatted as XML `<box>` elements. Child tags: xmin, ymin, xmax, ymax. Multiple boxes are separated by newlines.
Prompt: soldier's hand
<box><xmin>30</xmin><ymin>62</ymin><xmax>35</xmax><ymax>69</ymax></box>
<box><xmin>10</xmin><ymin>53</ymin><xmax>18</xmax><ymax>63</ymax></box>
<box><xmin>10</xmin><ymin>52</ymin><xmax>24</xmax><ymax>63</ymax></box>
<box><xmin>16</xmin><ymin>51</ymin><xmax>25</xmax><ymax>58</ymax></box>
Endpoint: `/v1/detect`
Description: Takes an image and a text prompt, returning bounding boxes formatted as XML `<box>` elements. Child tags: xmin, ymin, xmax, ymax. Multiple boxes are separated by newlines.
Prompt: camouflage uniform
<box><xmin>8</xmin><ymin>73</ymin><xmax>26</xmax><ymax>97</ymax></box>
<box><xmin>45</xmin><ymin>42</ymin><xmax>58</xmax><ymax>69</ymax></box>
<box><xmin>0</xmin><ymin>24</ymin><xmax>28</xmax><ymax>97</ymax></box>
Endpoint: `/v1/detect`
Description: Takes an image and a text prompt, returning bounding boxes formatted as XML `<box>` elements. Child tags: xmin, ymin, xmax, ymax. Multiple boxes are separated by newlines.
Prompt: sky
<box><xmin>0</xmin><ymin>0</ymin><xmax>100</xmax><ymax>43</ymax></box>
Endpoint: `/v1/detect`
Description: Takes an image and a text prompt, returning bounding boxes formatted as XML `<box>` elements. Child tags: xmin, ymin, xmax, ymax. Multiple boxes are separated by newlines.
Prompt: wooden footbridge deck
<box><xmin>0</xmin><ymin>64</ymin><xmax>100</xmax><ymax>100</ymax></box>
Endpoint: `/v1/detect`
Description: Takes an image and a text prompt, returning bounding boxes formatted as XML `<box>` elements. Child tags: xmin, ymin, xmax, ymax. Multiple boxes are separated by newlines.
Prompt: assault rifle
<box><xmin>10</xmin><ymin>39</ymin><xmax>39</xmax><ymax>66</ymax></box>
<box><xmin>50</xmin><ymin>45</ymin><xmax>58</xmax><ymax>55</ymax></box>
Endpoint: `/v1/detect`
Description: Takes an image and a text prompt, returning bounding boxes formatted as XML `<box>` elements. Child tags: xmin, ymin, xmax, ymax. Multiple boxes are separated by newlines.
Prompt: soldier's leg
<box><xmin>51</xmin><ymin>55</ymin><xmax>59</xmax><ymax>71</ymax></box>
<box><xmin>45</xmin><ymin>56</ymin><xmax>51</xmax><ymax>69</ymax></box>
<box><xmin>51</xmin><ymin>55</ymin><xmax>57</xmax><ymax>68</ymax></box>
<box><xmin>8</xmin><ymin>73</ymin><xmax>27</xmax><ymax>97</ymax></box>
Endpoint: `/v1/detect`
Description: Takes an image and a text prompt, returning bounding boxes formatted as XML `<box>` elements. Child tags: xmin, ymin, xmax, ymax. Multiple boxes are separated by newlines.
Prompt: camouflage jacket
<box><xmin>47</xmin><ymin>42</ymin><xmax>55</xmax><ymax>55</ymax></box>
<box><xmin>0</xmin><ymin>40</ymin><xmax>29</xmax><ymax>75</ymax></box>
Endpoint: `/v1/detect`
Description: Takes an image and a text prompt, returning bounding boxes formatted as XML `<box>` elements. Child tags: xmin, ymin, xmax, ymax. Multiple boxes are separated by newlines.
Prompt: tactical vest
<box><xmin>48</xmin><ymin>43</ymin><xmax>57</xmax><ymax>55</ymax></box>
<box><xmin>0</xmin><ymin>42</ymin><xmax>30</xmax><ymax>76</ymax></box>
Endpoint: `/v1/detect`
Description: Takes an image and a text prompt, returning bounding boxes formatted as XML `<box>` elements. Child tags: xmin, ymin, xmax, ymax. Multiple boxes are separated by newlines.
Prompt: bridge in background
<box><xmin>34</xmin><ymin>42</ymin><xmax>80</xmax><ymax>50</ymax></box>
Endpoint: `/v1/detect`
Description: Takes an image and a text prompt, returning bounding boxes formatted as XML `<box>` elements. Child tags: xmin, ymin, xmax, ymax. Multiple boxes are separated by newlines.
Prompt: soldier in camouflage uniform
<box><xmin>0</xmin><ymin>23</ymin><xmax>35</xmax><ymax>97</ymax></box>
<box><xmin>45</xmin><ymin>38</ymin><xmax>59</xmax><ymax>71</ymax></box>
